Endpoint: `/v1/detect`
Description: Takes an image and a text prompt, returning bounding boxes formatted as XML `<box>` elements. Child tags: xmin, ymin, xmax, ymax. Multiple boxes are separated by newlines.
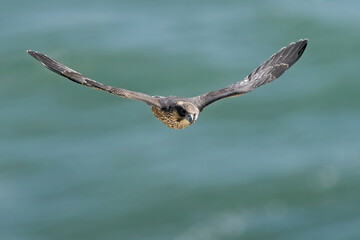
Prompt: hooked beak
<box><xmin>186</xmin><ymin>114</ymin><xmax>195</xmax><ymax>124</ymax></box>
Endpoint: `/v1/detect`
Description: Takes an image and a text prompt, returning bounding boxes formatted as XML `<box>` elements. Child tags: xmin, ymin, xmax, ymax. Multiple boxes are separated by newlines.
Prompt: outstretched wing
<box><xmin>27</xmin><ymin>50</ymin><xmax>163</xmax><ymax>108</ymax></box>
<box><xmin>192</xmin><ymin>39</ymin><xmax>308</xmax><ymax>111</ymax></box>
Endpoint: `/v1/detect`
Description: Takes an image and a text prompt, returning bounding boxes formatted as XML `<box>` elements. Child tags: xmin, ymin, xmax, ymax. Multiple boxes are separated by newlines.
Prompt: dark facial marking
<box><xmin>176</xmin><ymin>107</ymin><xmax>188</xmax><ymax>117</ymax></box>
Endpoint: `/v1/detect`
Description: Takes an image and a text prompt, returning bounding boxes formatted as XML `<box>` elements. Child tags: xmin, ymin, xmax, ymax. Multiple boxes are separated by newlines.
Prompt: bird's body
<box><xmin>27</xmin><ymin>39</ymin><xmax>308</xmax><ymax>129</ymax></box>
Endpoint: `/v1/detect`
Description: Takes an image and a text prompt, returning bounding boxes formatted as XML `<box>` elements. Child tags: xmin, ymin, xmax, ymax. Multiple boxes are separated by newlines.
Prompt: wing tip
<box><xmin>27</xmin><ymin>49</ymin><xmax>37</xmax><ymax>57</ymax></box>
<box><xmin>27</xmin><ymin>49</ymin><xmax>46</xmax><ymax>63</ymax></box>
<box><xmin>297</xmin><ymin>38</ymin><xmax>308</xmax><ymax>58</ymax></box>
<box><xmin>288</xmin><ymin>38</ymin><xmax>308</xmax><ymax>48</ymax></box>
<box><xmin>286</xmin><ymin>38</ymin><xmax>308</xmax><ymax>62</ymax></box>
<box><xmin>294</xmin><ymin>38</ymin><xmax>308</xmax><ymax>44</ymax></box>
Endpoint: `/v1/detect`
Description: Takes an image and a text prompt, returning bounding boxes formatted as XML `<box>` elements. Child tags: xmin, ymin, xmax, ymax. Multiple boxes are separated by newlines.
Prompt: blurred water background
<box><xmin>1</xmin><ymin>0</ymin><xmax>360</xmax><ymax>239</ymax></box>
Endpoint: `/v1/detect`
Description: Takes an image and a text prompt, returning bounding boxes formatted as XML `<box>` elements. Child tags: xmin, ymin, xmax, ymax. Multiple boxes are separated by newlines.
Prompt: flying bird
<box><xmin>27</xmin><ymin>39</ymin><xmax>307</xmax><ymax>129</ymax></box>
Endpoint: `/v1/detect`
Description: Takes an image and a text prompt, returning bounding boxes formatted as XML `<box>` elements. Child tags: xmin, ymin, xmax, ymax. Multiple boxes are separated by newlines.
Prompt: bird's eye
<box><xmin>179</xmin><ymin>109</ymin><xmax>187</xmax><ymax>116</ymax></box>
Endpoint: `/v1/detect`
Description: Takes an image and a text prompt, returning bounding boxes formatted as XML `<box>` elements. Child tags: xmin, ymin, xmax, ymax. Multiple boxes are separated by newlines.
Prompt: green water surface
<box><xmin>1</xmin><ymin>1</ymin><xmax>360</xmax><ymax>239</ymax></box>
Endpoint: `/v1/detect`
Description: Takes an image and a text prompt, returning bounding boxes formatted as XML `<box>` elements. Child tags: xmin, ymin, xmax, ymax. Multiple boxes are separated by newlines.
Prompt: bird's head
<box><xmin>172</xmin><ymin>101</ymin><xmax>199</xmax><ymax>128</ymax></box>
<box><xmin>150</xmin><ymin>100</ymin><xmax>199</xmax><ymax>129</ymax></box>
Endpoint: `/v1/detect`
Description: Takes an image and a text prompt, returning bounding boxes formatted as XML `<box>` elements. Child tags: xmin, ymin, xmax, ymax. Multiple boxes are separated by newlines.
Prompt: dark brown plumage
<box><xmin>27</xmin><ymin>39</ymin><xmax>308</xmax><ymax>129</ymax></box>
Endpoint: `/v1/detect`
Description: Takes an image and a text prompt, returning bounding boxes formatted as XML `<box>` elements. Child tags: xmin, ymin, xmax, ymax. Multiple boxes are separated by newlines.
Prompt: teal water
<box><xmin>1</xmin><ymin>1</ymin><xmax>360</xmax><ymax>239</ymax></box>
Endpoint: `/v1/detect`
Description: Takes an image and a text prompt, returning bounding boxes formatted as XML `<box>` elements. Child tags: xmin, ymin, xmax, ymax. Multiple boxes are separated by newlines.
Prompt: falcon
<box><xmin>27</xmin><ymin>39</ymin><xmax>308</xmax><ymax>129</ymax></box>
